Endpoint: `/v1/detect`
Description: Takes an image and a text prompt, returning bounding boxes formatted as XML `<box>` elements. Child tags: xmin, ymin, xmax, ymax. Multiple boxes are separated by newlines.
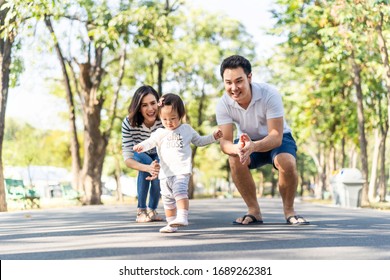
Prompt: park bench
<box><xmin>5</xmin><ymin>179</ymin><xmax>41</xmax><ymax>209</ymax></box>
<box><xmin>61</xmin><ymin>183</ymin><xmax>83</xmax><ymax>202</ymax></box>
<box><xmin>47</xmin><ymin>182</ymin><xmax>83</xmax><ymax>203</ymax></box>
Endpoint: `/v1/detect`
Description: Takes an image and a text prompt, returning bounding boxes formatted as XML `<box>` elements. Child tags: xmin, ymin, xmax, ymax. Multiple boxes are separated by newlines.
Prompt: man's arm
<box><xmin>251</xmin><ymin>117</ymin><xmax>284</xmax><ymax>152</ymax></box>
<box><xmin>219</xmin><ymin>123</ymin><xmax>240</xmax><ymax>157</ymax></box>
<box><xmin>238</xmin><ymin>117</ymin><xmax>284</xmax><ymax>165</ymax></box>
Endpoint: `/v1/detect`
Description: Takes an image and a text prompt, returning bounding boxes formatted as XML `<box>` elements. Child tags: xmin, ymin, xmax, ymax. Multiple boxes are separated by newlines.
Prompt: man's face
<box><xmin>223</xmin><ymin>67</ymin><xmax>252</xmax><ymax>107</ymax></box>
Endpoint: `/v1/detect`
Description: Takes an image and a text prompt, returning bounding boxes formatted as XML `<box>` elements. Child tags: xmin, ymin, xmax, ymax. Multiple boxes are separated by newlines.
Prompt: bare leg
<box><xmin>229</xmin><ymin>155</ymin><xmax>262</xmax><ymax>224</ymax></box>
<box><xmin>165</xmin><ymin>208</ymin><xmax>177</xmax><ymax>219</ymax></box>
<box><xmin>274</xmin><ymin>153</ymin><xmax>298</xmax><ymax>218</ymax></box>
<box><xmin>177</xmin><ymin>198</ymin><xmax>189</xmax><ymax>210</ymax></box>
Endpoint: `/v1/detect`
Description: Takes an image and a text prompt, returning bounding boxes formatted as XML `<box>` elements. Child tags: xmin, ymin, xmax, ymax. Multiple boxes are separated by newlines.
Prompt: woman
<box><xmin>122</xmin><ymin>85</ymin><xmax>163</xmax><ymax>222</ymax></box>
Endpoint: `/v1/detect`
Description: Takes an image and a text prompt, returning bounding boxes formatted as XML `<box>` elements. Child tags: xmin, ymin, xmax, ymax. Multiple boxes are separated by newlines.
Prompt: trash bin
<box><xmin>330</xmin><ymin>168</ymin><xmax>364</xmax><ymax>208</ymax></box>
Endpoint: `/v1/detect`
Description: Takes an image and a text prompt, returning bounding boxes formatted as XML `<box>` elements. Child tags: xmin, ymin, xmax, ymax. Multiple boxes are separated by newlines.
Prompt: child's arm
<box><xmin>133</xmin><ymin>141</ymin><xmax>149</xmax><ymax>153</ymax></box>
<box><xmin>190</xmin><ymin>126</ymin><xmax>223</xmax><ymax>147</ymax></box>
<box><xmin>133</xmin><ymin>130</ymin><xmax>161</xmax><ymax>153</ymax></box>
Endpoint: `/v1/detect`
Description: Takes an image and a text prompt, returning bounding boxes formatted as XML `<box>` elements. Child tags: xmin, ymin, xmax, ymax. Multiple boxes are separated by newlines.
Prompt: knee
<box><xmin>228</xmin><ymin>155</ymin><xmax>243</xmax><ymax>172</ymax></box>
<box><xmin>163</xmin><ymin>201</ymin><xmax>176</xmax><ymax>210</ymax></box>
<box><xmin>162</xmin><ymin>194</ymin><xmax>175</xmax><ymax>208</ymax></box>
<box><xmin>274</xmin><ymin>154</ymin><xmax>296</xmax><ymax>174</ymax></box>
<box><xmin>174</xmin><ymin>193</ymin><xmax>188</xmax><ymax>201</ymax></box>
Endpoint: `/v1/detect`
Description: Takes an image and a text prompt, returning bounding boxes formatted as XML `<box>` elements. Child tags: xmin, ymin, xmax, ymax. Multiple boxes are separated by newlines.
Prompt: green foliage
<box><xmin>266</xmin><ymin>0</ymin><xmax>390</xmax><ymax>194</ymax></box>
<box><xmin>3</xmin><ymin>118</ymin><xmax>71</xmax><ymax>168</ymax></box>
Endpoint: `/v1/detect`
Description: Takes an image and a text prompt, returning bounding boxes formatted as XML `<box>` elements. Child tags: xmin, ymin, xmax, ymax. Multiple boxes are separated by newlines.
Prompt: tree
<box><xmin>268</xmin><ymin>0</ymin><xmax>389</xmax><ymax>206</ymax></box>
<box><xmin>0</xmin><ymin>0</ymin><xmax>15</xmax><ymax>212</ymax></box>
<box><xmin>1</xmin><ymin>0</ymin><xmax>61</xmax><ymax>211</ymax></box>
<box><xmin>373</xmin><ymin>1</ymin><xmax>390</xmax><ymax>201</ymax></box>
<box><xmin>44</xmin><ymin>14</ymin><xmax>82</xmax><ymax>194</ymax></box>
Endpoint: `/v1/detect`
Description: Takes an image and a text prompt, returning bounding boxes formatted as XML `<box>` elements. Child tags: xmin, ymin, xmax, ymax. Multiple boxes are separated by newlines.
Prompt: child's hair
<box><xmin>158</xmin><ymin>93</ymin><xmax>186</xmax><ymax>120</ymax></box>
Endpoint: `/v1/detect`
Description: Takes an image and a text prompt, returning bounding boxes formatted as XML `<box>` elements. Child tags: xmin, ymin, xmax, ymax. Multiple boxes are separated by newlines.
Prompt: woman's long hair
<box><xmin>127</xmin><ymin>85</ymin><xmax>160</xmax><ymax>127</ymax></box>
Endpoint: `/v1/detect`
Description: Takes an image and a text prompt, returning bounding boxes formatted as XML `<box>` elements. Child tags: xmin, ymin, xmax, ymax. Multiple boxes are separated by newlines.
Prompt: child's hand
<box><xmin>133</xmin><ymin>144</ymin><xmax>144</xmax><ymax>153</ymax></box>
<box><xmin>213</xmin><ymin>128</ymin><xmax>223</xmax><ymax>140</ymax></box>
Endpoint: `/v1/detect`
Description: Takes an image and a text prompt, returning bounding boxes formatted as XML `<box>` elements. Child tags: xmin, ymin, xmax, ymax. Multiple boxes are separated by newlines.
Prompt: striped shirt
<box><xmin>121</xmin><ymin>117</ymin><xmax>163</xmax><ymax>160</ymax></box>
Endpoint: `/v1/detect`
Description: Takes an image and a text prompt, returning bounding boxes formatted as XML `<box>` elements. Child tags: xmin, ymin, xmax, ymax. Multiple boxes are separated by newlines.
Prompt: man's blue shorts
<box><xmin>234</xmin><ymin>133</ymin><xmax>297</xmax><ymax>170</ymax></box>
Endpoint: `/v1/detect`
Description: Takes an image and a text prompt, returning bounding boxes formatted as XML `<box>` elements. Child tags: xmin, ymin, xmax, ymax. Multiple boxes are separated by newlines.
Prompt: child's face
<box><xmin>160</xmin><ymin>105</ymin><xmax>181</xmax><ymax>130</ymax></box>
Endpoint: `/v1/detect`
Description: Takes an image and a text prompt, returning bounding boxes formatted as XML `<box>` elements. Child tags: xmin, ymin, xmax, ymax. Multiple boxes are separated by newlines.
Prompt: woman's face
<box><xmin>140</xmin><ymin>93</ymin><xmax>158</xmax><ymax>126</ymax></box>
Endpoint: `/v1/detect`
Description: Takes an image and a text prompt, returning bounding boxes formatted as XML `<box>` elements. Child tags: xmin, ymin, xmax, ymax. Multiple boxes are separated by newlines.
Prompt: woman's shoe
<box><xmin>147</xmin><ymin>209</ymin><xmax>163</xmax><ymax>221</ymax></box>
<box><xmin>136</xmin><ymin>209</ymin><xmax>151</xmax><ymax>223</ymax></box>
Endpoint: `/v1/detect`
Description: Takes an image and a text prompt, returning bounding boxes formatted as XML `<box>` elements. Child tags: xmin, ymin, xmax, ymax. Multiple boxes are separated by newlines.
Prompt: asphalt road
<box><xmin>1</xmin><ymin>197</ymin><xmax>389</xmax><ymax>260</ymax></box>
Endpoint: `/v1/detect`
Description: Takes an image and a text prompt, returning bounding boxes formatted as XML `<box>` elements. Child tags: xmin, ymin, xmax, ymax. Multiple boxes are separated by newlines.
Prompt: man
<box><xmin>216</xmin><ymin>55</ymin><xmax>309</xmax><ymax>225</ymax></box>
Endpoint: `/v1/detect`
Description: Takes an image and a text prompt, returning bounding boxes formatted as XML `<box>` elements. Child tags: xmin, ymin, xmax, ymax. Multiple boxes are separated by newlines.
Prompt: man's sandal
<box><xmin>286</xmin><ymin>215</ymin><xmax>310</xmax><ymax>225</ymax></box>
<box><xmin>232</xmin><ymin>214</ymin><xmax>264</xmax><ymax>225</ymax></box>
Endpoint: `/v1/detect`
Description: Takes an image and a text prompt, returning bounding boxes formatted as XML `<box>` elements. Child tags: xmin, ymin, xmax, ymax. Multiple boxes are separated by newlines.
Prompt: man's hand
<box><xmin>238</xmin><ymin>133</ymin><xmax>253</xmax><ymax>166</ymax></box>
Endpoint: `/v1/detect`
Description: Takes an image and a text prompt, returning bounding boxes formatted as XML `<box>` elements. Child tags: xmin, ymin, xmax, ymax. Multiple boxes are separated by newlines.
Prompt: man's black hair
<box><xmin>220</xmin><ymin>55</ymin><xmax>252</xmax><ymax>78</ymax></box>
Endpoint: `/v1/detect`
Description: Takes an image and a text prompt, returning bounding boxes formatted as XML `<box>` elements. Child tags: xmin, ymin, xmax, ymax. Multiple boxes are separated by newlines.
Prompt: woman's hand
<box><xmin>145</xmin><ymin>160</ymin><xmax>160</xmax><ymax>180</ymax></box>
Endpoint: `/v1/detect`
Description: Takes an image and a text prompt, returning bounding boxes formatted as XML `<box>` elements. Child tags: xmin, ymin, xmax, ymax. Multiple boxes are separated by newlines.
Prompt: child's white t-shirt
<box><xmin>139</xmin><ymin>124</ymin><xmax>216</xmax><ymax>179</ymax></box>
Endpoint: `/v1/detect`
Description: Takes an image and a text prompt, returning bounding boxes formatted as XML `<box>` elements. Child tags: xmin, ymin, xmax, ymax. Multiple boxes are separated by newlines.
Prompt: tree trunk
<box><xmin>188</xmin><ymin>87</ymin><xmax>207</xmax><ymax>199</ymax></box>
<box><xmin>376</xmin><ymin>11</ymin><xmax>390</xmax><ymax>202</ymax></box>
<box><xmin>368</xmin><ymin>128</ymin><xmax>380</xmax><ymax>202</ymax></box>
<box><xmin>0</xmin><ymin>2</ymin><xmax>14</xmax><ymax>212</ymax></box>
<box><xmin>321</xmin><ymin>161</ymin><xmax>327</xmax><ymax>200</ymax></box>
<box><xmin>157</xmin><ymin>56</ymin><xmax>163</xmax><ymax>95</ymax></box>
<box><xmin>76</xmin><ymin>45</ymin><xmax>124</xmax><ymax>205</ymax></box>
<box><xmin>378</xmin><ymin>128</ymin><xmax>388</xmax><ymax>202</ymax></box>
<box><xmin>351</xmin><ymin>58</ymin><xmax>370</xmax><ymax>207</ymax></box>
<box><xmin>341</xmin><ymin>137</ymin><xmax>346</xmax><ymax>168</ymax></box>
<box><xmin>44</xmin><ymin>16</ymin><xmax>82</xmax><ymax>192</ymax></box>
<box><xmin>306</xmin><ymin>142</ymin><xmax>325</xmax><ymax>199</ymax></box>
<box><xmin>81</xmin><ymin>103</ymin><xmax>107</xmax><ymax>205</ymax></box>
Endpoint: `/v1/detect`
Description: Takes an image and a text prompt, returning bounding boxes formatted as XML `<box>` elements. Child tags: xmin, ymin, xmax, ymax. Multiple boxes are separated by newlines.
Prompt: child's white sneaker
<box><xmin>168</xmin><ymin>217</ymin><xmax>188</xmax><ymax>227</ymax></box>
<box><xmin>159</xmin><ymin>225</ymin><xmax>177</xmax><ymax>233</ymax></box>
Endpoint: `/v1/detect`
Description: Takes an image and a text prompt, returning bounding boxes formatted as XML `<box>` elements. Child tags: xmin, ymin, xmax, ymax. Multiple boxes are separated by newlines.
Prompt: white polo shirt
<box><xmin>216</xmin><ymin>82</ymin><xmax>291</xmax><ymax>140</ymax></box>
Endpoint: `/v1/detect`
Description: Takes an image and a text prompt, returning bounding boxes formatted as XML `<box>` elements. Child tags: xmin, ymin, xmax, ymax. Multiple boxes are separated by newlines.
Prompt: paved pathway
<box><xmin>1</xmin><ymin>197</ymin><xmax>389</xmax><ymax>260</ymax></box>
